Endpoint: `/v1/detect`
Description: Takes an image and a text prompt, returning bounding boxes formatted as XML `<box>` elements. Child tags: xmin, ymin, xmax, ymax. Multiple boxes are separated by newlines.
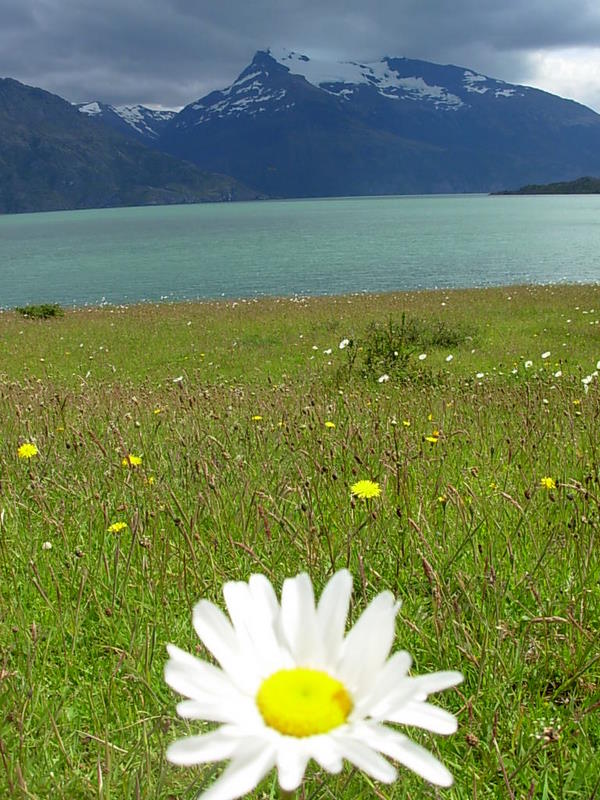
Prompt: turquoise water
<box><xmin>1</xmin><ymin>194</ymin><xmax>600</xmax><ymax>307</ymax></box>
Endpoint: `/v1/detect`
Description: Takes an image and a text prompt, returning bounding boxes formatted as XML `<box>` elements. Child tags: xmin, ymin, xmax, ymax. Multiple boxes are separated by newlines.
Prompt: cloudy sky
<box><xmin>2</xmin><ymin>0</ymin><xmax>600</xmax><ymax>111</ymax></box>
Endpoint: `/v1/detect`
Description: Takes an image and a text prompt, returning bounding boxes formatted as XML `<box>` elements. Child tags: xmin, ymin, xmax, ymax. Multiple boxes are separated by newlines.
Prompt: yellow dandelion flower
<box><xmin>573</xmin><ymin>399</ymin><xmax>581</xmax><ymax>406</ymax></box>
<box><xmin>147</xmin><ymin>476</ymin><xmax>156</xmax><ymax>485</ymax></box>
<box><xmin>489</xmin><ymin>481</ymin><xmax>498</xmax><ymax>490</ymax></box>
<box><xmin>425</xmin><ymin>435</ymin><xmax>439</xmax><ymax>444</ymax></box>
<box><xmin>252</xmin><ymin>415</ymin><xmax>263</xmax><ymax>421</ymax></box>
<box><xmin>350</xmin><ymin>479</ymin><xmax>381</xmax><ymax>500</ymax></box>
<box><xmin>122</xmin><ymin>454</ymin><xmax>142</xmax><ymax>467</ymax></box>
<box><xmin>153</xmin><ymin>407</ymin><xmax>163</xmax><ymax>415</ymax></box>
<box><xmin>438</xmin><ymin>494</ymin><xmax>448</xmax><ymax>505</ymax></box>
<box><xmin>324</xmin><ymin>421</ymin><xmax>336</xmax><ymax>428</ymax></box>
<box><xmin>108</xmin><ymin>521</ymin><xmax>128</xmax><ymax>533</ymax></box>
<box><xmin>540</xmin><ymin>476</ymin><xmax>556</xmax><ymax>490</ymax></box>
<box><xmin>18</xmin><ymin>442</ymin><xmax>38</xmax><ymax>459</ymax></box>
<box><xmin>402</xmin><ymin>420</ymin><xmax>411</xmax><ymax>427</ymax></box>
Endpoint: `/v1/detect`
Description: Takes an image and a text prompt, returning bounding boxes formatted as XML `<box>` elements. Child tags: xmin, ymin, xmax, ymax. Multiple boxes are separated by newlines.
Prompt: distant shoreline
<box><xmin>492</xmin><ymin>175</ymin><xmax>600</xmax><ymax>195</ymax></box>
<box><xmin>4</xmin><ymin>281</ymin><xmax>600</xmax><ymax>315</ymax></box>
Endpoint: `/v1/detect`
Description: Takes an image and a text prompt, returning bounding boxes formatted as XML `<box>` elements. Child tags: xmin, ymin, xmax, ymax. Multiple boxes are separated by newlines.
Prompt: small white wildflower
<box><xmin>339</xmin><ymin>338</ymin><xmax>350</xmax><ymax>349</ymax></box>
<box><xmin>42</xmin><ymin>541</ymin><xmax>52</xmax><ymax>551</ymax></box>
<box><xmin>554</xmin><ymin>370</ymin><xmax>562</xmax><ymax>378</ymax></box>
<box><xmin>173</xmin><ymin>375</ymin><xmax>184</xmax><ymax>383</ymax></box>
<box><xmin>525</xmin><ymin>360</ymin><xmax>533</xmax><ymax>369</ymax></box>
<box><xmin>418</xmin><ymin>353</ymin><xmax>427</xmax><ymax>361</ymax></box>
<box><xmin>445</xmin><ymin>355</ymin><xmax>453</xmax><ymax>362</ymax></box>
<box><xmin>378</xmin><ymin>374</ymin><xmax>390</xmax><ymax>383</ymax></box>
<box><xmin>323</xmin><ymin>348</ymin><xmax>332</xmax><ymax>355</ymax></box>
<box><xmin>476</xmin><ymin>372</ymin><xmax>484</xmax><ymax>379</ymax></box>
<box><xmin>541</xmin><ymin>351</ymin><xmax>551</xmax><ymax>359</ymax></box>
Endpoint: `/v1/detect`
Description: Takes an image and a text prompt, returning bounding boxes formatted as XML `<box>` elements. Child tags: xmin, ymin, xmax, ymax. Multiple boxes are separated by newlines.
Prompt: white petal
<box><xmin>333</xmin><ymin>735</ymin><xmax>397</xmax><ymax>783</ymax></box>
<box><xmin>355</xmin><ymin>649</ymin><xmax>412</xmax><ymax>717</ymax></box>
<box><xmin>192</xmin><ymin>601</ymin><xmax>240</xmax><ymax>667</ymax></box>
<box><xmin>193</xmin><ymin>600</ymin><xmax>259</xmax><ymax>690</ymax></box>
<box><xmin>175</xmin><ymin>697</ymin><xmax>261</xmax><ymax>727</ymax></box>
<box><xmin>201</xmin><ymin>741</ymin><xmax>276</xmax><ymax>800</ymax></box>
<box><xmin>165</xmin><ymin>644</ymin><xmax>235</xmax><ymax>701</ymax></box>
<box><xmin>280</xmin><ymin>573</ymin><xmax>322</xmax><ymax>664</ymax></box>
<box><xmin>305</xmin><ymin>736</ymin><xmax>343</xmax><ymax>773</ymax></box>
<box><xmin>368</xmin><ymin>669</ymin><xmax>462</xmax><ymax>721</ymax></box>
<box><xmin>355</xmin><ymin>723</ymin><xmax>454</xmax><ymax>787</ymax></box>
<box><xmin>316</xmin><ymin>570</ymin><xmax>353</xmax><ymax>665</ymax></box>
<box><xmin>248</xmin><ymin>573</ymin><xmax>279</xmax><ymax>619</ymax></box>
<box><xmin>223</xmin><ymin>576</ymin><xmax>291</xmax><ymax>674</ymax></box>
<box><xmin>338</xmin><ymin>592</ymin><xmax>398</xmax><ymax>695</ymax></box>
<box><xmin>410</xmin><ymin>671</ymin><xmax>463</xmax><ymax>697</ymax></box>
<box><xmin>166</xmin><ymin>729</ymin><xmax>239</xmax><ymax>766</ymax></box>
<box><xmin>386</xmin><ymin>701</ymin><xmax>458</xmax><ymax>734</ymax></box>
<box><xmin>276</xmin><ymin>740</ymin><xmax>310</xmax><ymax>791</ymax></box>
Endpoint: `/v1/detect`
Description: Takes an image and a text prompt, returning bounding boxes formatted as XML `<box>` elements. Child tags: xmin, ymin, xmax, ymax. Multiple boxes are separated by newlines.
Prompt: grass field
<box><xmin>1</xmin><ymin>284</ymin><xmax>599</xmax><ymax>800</ymax></box>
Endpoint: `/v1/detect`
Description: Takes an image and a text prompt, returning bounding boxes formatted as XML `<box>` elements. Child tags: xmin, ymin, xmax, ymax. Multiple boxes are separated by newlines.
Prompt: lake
<box><xmin>1</xmin><ymin>194</ymin><xmax>600</xmax><ymax>308</ymax></box>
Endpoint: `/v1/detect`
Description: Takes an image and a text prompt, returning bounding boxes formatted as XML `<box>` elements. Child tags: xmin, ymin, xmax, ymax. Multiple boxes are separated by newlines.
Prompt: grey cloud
<box><xmin>1</xmin><ymin>0</ymin><xmax>599</xmax><ymax>108</ymax></box>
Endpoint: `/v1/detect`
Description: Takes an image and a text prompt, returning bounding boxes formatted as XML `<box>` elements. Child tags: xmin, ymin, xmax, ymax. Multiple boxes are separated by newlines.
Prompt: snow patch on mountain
<box><xmin>78</xmin><ymin>102</ymin><xmax>102</xmax><ymax>116</ymax></box>
<box><xmin>113</xmin><ymin>104</ymin><xmax>176</xmax><ymax>138</ymax></box>
<box><xmin>269</xmin><ymin>47</ymin><xmax>464</xmax><ymax>109</ymax></box>
<box><xmin>463</xmin><ymin>71</ymin><xmax>489</xmax><ymax>94</ymax></box>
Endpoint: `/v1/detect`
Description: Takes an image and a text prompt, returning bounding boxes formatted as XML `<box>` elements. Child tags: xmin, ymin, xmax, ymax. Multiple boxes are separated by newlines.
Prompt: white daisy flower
<box><xmin>165</xmin><ymin>571</ymin><xmax>462</xmax><ymax>800</ymax></box>
<box><xmin>418</xmin><ymin>353</ymin><xmax>427</xmax><ymax>361</ymax></box>
<box><xmin>541</xmin><ymin>351</ymin><xmax>551</xmax><ymax>359</ymax></box>
<box><xmin>378</xmin><ymin>374</ymin><xmax>390</xmax><ymax>383</ymax></box>
<box><xmin>339</xmin><ymin>338</ymin><xmax>350</xmax><ymax>350</ymax></box>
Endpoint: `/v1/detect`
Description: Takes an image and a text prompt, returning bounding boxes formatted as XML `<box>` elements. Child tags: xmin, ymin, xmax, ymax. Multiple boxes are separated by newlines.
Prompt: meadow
<box><xmin>1</xmin><ymin>284</ymin><xmax>599</xmax><ymax>799</ymax></box>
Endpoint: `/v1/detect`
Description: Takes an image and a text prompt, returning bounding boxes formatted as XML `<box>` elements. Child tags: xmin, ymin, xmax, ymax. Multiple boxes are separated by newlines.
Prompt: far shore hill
<box><xmin>493</xmin><ymin>175</ymin><xmax>600</xmax><ymax>195</ymax></box>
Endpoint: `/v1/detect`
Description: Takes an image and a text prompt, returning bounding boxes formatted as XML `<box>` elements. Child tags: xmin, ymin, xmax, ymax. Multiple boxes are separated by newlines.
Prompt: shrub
<box><xmin>338</xmin><ymin>313</ymin><xmax>474</xmax><ymax>384</ymax></box>
<box><xmin>15</xmin><ymin>303</ymin><xmax>64</xmax><ymax>319</ymax></box>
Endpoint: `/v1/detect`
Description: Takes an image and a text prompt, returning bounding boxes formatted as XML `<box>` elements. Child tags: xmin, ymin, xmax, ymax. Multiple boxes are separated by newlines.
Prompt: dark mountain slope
<box><xmin>0</xmin><ymin>79</ymin><xmax>259</xmax><ymax>214</ymax></box>
<box><xmin>158</xmin><ymin>49</ymin><xmax>600</xmax><ymax>197</ymax></box>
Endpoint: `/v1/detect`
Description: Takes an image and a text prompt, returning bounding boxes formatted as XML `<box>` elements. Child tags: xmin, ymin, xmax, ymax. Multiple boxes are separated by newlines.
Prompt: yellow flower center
<box><xmin>256</xmin><ymin>668</ymin><xmax>352</xmax><ymax>737</ymax></box>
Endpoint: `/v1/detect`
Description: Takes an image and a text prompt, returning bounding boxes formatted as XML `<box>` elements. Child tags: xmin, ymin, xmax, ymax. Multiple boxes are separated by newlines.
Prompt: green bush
<box><xmin>338</xmin><ymin>313</ymin><xmax>474</xmax><ymax>383</ymax></box>
<box><xmin>15</xmin><ymin>303</ymin><xmax>64</xmax><ymax>319</ymax></box>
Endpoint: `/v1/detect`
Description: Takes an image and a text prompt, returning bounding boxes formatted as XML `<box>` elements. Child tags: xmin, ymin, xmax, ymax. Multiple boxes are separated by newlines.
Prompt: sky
<box><xmin>2</xmin><ymin>0</ymin><xmax>600</xmax><ymax>112</ymax></box>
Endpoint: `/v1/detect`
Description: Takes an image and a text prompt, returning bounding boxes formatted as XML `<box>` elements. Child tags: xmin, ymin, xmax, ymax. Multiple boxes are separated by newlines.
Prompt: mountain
<box><xmin>158</xmin><ymin>48</ymin><xmax>600</xmax><ymax>197</ymax></box>
<box><xmin>494</xmin><ymin>175</ymin><xmax>600</xmax><ymax>194</ymax></box>
<box><xmin>0</xmin><ymin>78</ymin><xmax>259</xmax><ymax>214</ymax></box>
<box><xmin>75</xmin><ymin>101</ymin><xmax>176</xmax><ymax>142</ymax></box>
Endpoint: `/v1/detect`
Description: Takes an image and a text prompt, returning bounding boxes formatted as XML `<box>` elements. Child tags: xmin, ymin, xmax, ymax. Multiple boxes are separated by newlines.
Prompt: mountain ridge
<box><xmin>155</xmin><ymin>48</ymin><xmax>600</xmax><ymax>197</ymax></box>
<box><xmin>0</xmin><ymin>78</ymin><xmax>261</xmax><ymax>214</ymax></box>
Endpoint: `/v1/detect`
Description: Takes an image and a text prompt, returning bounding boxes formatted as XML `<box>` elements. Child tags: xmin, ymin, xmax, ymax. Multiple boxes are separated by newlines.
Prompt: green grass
<box><xmin>0</xmin><ymin>285</ymin><xmax>599</xmax><ymax>799</ymax></box>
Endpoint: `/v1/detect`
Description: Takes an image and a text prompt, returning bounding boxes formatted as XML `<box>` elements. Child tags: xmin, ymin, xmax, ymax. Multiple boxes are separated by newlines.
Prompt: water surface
<box><xmin>1</xmin><ymin>194</ymin><xmax>600</xmax><ymax>308</ymax></box>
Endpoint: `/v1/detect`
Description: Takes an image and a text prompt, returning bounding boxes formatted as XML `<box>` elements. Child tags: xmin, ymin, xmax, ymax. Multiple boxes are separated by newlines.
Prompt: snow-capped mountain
<box><xmin>158</xmin><ymin>48</ymin><xmax>600</xmax><ymax>196</ymax></box>
<box><xmin>76</xmin><ymin>101</ymin><xmax>176</xmax><ymax>141</ymax></box>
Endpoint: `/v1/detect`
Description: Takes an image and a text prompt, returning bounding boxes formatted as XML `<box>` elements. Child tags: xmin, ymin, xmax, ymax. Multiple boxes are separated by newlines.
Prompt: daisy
<box><xmin>165</xmin><ymin>571</ymin><xmax>462</xmax><ymax>800</ymax></box>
